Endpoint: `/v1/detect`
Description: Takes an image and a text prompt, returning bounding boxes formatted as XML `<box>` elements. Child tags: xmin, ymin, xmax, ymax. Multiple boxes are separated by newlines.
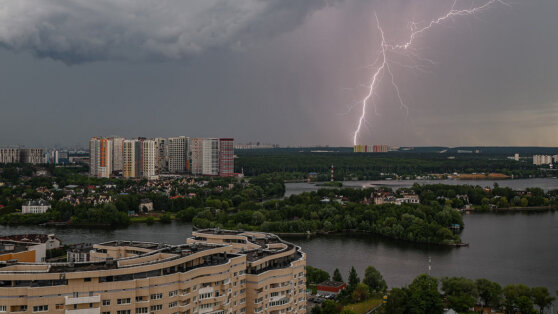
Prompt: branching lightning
<box><xmin>353</xmin><ymin>0</ymin><xmax>507</xmax><ymax>145</ymax></box>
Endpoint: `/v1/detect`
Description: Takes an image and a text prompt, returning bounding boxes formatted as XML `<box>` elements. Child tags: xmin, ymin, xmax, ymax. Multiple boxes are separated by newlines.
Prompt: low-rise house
<box><xmin>139</xmin><ymin>199</ymin><xmax>154</xmax><ymax>212</ymax></box>
<box><xmin>0</xmin><ymin>234</ymin><xmax>61</xmax><ymax>251</ymax></box>
<box><xmin>67</xmin><ymin>243</ymin><xmax>93</xmax><ymax>262</ymax></box>
<box><xmin>317</xmin><ymin>281</ymin><xmax>347</xmax><ymax>296</ymax></box>
<box><xmin>21</xmin><ymin>199</ymin><xmax>51</xmax><ymax>214</ymax></box>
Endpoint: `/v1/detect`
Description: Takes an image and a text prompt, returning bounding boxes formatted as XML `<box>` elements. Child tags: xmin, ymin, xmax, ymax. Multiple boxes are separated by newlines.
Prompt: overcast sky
<box><xmin>0</xmin><ymin>0</ymin><xmax>557</xmax><ymax>148</ymax></box>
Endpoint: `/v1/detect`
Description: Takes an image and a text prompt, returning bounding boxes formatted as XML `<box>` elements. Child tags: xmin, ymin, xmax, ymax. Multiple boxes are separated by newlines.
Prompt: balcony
<box><xmin>65</xmin><ymin>295</ymin><xmax>101</xmax><ymax>305</ymax></box>
<box><xmin>65</xmin><ymin>309</ymin><xmax>100</xmax><ymax>314</ymax></box>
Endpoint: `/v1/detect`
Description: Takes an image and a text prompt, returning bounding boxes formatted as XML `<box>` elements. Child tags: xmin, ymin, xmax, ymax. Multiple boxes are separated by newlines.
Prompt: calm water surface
<box><xmin>1</xmin><ymin>212</ymin><xmax>557</xmax><ymax>294</ymax></box>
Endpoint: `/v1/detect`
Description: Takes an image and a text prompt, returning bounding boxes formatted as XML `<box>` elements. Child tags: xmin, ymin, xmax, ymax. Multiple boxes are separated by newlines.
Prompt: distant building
<box><xmin>317</xmin><ymin>281</ymin><xmax>347</xmax><ymax>296</ymax></box>
<box><xmin>138</xmin><ymin>199</ymin><xmax>154</xmax><ymax>212</ymax></box>
<box><xmin>514</xmin><ymin>153</ymin><xmax>520</xmax><ymax>161</ymax></box>
<box><xmin>168</xmin><ymin>136</ymin><xmax>190</xmax><ymax>174</ymax></box>
<box><xmin>0</xmin><ymin>148</ymin><xmax>44</xmax><ymax>164</ymax></box>
<box><xmin>21</xmin><ymin>200</ymin><xmax>51</xmax><ymax>214</ymax></box>
<box><xmin>353</xmin><ymin>144</ymin><xmax>389</xmax><ymax>153</ymax></box>
<box><xmin>533</xmin><ymin>155</ymin><xmax>553</xmax><ymax>166</ymax></box>
<box><xmin>219</xmin><ymin>138</ymin><xmax>234</xmax><ymax>177</ymax></box>
<box><xmin>191</xmin><ymin>137</ymin><xmax>204</xmax><ymax>175</ymax></box>
<box><xmin>202</xmin><ymin>138</ymin><xmax>220</xmax><ymax>176</ymax></box>
<box><xmin>89</xmin><ymin>137</ymin><xmax>113</xmax><ymax>178</ymax></box>
<box><xmin>123</xmin><ymin>139</ymin><xmax>141</xmax><ymax>178</ymax></box>
<box><xmin>142</xmin><ymin>139</ymin><xmax>157</xmax><ymax>179</ymax></box>
<box><xmin>67</xmin><ymin>243</ymin><xmax>93</xmax><ymax>262</ymax></box>
<box><xmin>111</xmin><ymin>137</ymin><xmax>125</xmax><ymax>172</ymax></box>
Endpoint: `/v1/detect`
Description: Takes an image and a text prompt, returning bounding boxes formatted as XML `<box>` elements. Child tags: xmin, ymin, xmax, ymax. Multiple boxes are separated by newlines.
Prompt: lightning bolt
<box><xmin>353</xmin><ymin>0</ymin><xmax>508</xmax><ymax>146</ymax></box>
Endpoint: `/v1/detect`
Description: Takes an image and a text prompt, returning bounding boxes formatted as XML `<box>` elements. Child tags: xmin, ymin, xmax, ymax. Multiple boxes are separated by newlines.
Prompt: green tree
<box><xmin>476</xmin><ymin>278</ymin><xmax>502</xmax><ymax>309</ymax></box>
<box><xmin>441</xmin><ymin>277</ymin><xmax>477</xmax><ymax>312</ymax></box>
<box><xmin>520</xmin><ymin>197</ymin><xmax>529</xmax><ymax>207</ymax></box>
<box><xmin>348</xmin><ymin>266</ymin><xmax>360</xmax><ymax>290</ymax></box>
<box><xmin>351</xmin><ymin>282</ymin><xmax>370</xmax><ymax>302</ymax></box>
<box><xmin>385</xmin><ymin>287</ymin><xmax>409</xmax><ymax>314</ymax></box>
<box><xmin>306</xmin><ymin>266</ymin><xmax>330</xmax><ymax>284</ymax></box>
<box><xmin>332</xmin><ymin>268</ymin><xmax>343</xmax><ymax>282</ymax></box>
<box><xmin>530</xmin><ymin>287</ymin><xmax>555</xmax><ymax>314</ymax></box>
<box><xmin>516</xmin><ymin>295</ymin><xmax>536</xmax><ymax>314</ymax></box>
<box><xmin>363</xmin><ymin>266</ymin><xmax>387</xmax><ymax>293</ymax></box>
<box><xmin>407</xmin><ymin>274</ymin><xmax>443</xmax><ymax>314</ymax></box>
<box><xmin>503</xmin><ymin>284</ymin><xmax>531</xmax><ymax>314</ymax></box>
<box><xmin>159</xmin><ymin>213</ymin><xmax>172</xmax><ymax>223</ymax></box>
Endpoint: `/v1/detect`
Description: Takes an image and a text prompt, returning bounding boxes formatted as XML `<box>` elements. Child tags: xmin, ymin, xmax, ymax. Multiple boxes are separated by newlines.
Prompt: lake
<box><xmin>1</xmin><ymin>211</ymin><xmax>557</xmax><ymax>296</ymax></box>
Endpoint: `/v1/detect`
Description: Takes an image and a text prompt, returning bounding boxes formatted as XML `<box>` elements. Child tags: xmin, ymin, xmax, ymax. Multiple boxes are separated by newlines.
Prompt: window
<box><xmin>56</xmin><ymin>304</ymin><xmax>64</xmax><ymax>310</ymax></box>
<box><xmin>150</xmin><ymin>293</ymin><xmax>162</xmax><ymax>300</ymax></box>
<box><xmin>135</xmin><ymin>308</ymin><xmax>148</xmax><ymax>314</ymax></box>
<box><xmin>169</xmin><ymin>301</ymin><xmax>178</xmax><ymax>308</ymax></box>
<box><xmin>102</xmin><ymin>312</ymin><xmax>111</xmax><ymax>314</ymax></box>
<box><xmin>117</xmin><ymin>298</ymin><xmax>131</xmax><ymax>305</ymax></box>
<box><xmin>150</xmin><ymin>304</ymin><xmax>163</xmax><ymax>311</ymax></box>
<box><xmin>0</xmin><ymin>306</ymin><xmax>5</xmax><ymax>312</ymax></box>
<box><xmin>84</xmin><ymin>277</ymin><xmax>92</xmax><ymax>282</ymax></box>
<box><xmin>199</xmin><ymin>292</ymin><xmax>212</xmax><ymax>300</ymax></box>
<box><xmin>117</xmin><ymin>311</ymin><xmax>131</xmax><ymax>314</ymax></box>
<box><xmin>103</xmin><ymin>300</ymin><xmax>111</xmax><ymax>306</ymax></box>
<box><xmin>168</xmin><ymin>290</ymin><xmax>178</xmax><ymax>297</ymax></box>
<box><xmin>33</xmin><ymin>305</ymin><xmax>48</xmax><ymax>312</ymax></box>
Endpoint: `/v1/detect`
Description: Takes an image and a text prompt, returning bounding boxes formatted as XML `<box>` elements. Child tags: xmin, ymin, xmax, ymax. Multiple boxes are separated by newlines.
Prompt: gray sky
<box><xmin>0</xmin><ymin>0</ymin><xmax>557</xmax><ymax>148</ymax></box>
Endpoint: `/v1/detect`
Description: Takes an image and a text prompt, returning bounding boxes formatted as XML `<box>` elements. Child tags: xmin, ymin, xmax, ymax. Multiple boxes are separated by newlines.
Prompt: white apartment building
<box><xmin>202</xmin><ymin>138</ymin><xmax>220</xmax><ymax>176</ymax></box>
<box><xmin>154</xmin><ymin>137</ymin><xmax>168</xmax><ymax>173</ymax></box>
<box><xmin>123</xmin><ymin>139</ymin><xmax>141</xmax><ymax>178</ymax></box>
<box><xmin>168</xmin><ymin>136</ymin><xmax>189</xmax><ymax>174</ymax></box>
<box><xmin>22</xmin><ymin>200</ymin><xmax>51</xmax><ymax>214</ymax></box>
<box><xmin>89</xmin><ymin>138</ymin><xmax>113</xmax><ymax>178</ymax></box>
<box><xmin>0</xmin><ymin>148</ymin><xmax>20</xmax><ymax>163</ymax></box>
<box><xmin>142</xmin><ymin>140</ymin><xmax>158</xmax><ymax>180</ymax></box>
<box><xmin>533</xmin><ymin>155</ymin><xmax>553</xmax><ymax>166</ymax></box>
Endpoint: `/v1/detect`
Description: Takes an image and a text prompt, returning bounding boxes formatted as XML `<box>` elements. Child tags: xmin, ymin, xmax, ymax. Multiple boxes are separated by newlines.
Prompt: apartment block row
<box><xmin>532</xmin><ymin>154</ymin><xmax>558</xmax><ymax>166</ymax></box>
<box><xmin>0</xmin><ymin>229</ymin><xmax>306</xmax><ymax>314</ymax></box>
<box><xmin>0</xmin><ymin>148</ymin><xmax>44</xmax><ymax>164</ymax></box>
<box><xmin>90</xmin><ymin>137</ymin><xmax>234</xmax><ymax>179</ymax></box>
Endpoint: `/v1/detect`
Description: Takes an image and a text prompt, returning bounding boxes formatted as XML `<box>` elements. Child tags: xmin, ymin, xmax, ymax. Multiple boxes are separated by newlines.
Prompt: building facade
<box><xmin>219</xmin><ymin>139</ymin><xmax>234</xmax><ymax>177</ymax></box>
<box><xmin>112</xmin><ymin>137</ymin><xmax>125</xmax><ymax>173</ymax></box>
<box><xmin>123</xmin><ymin>139</ymin><xmax>141</xmax><ymax>179</ymax></box>
<box><xmin>21</xmin><ymin>200</ymin><xmax>51</xmax><ymax>214</ymax></box>
<box><xmin>89</xmin><ymin>138</ymin><xmax>113</xmax><ymax>178</ymax></box>
<box><xmin>0</xmin><ymin>229</ymin><xmax>306</xmax><ymax>314</ymax></box>
<box><xmin>168</xmin><ymin>137</ymin><xmax>190</xmax><ymax>174</ymax></box>
<box><xmin>0</xmin><ymin>148</ymin><xmax>44</xmax><ymax>164</ymax></box>
<box><xmin>142</xmin><ymin>140</ymin><xmax>158</xmax><ymax>180</ymax></box>
<box><xmin>202</xmin><ymin>138</ymin><xmax>220</xmax><ymax>176</ymax></box>
<box><xmin>190</xmin><ymin>138</ymin><xmax>204</xmax><ymax>176</ymax></box>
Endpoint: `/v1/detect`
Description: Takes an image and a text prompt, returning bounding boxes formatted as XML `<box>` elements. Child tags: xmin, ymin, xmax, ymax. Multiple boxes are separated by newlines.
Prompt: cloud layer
<box><xmin>0</xmin><ymin>0</ymin><xmax>330</xmax><ymax>63</ymax></box>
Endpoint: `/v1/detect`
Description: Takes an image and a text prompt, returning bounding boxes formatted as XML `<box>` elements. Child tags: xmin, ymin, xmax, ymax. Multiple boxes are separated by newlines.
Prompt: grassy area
<box><xmin>343</xmin><ymin>298</ymin><xmax>382</xmax><ymax>314</ymax></box>
<box><xmin>129</xmin><ymin>213</ymin><xmax>175</xmax><ymax>223</ymax></box>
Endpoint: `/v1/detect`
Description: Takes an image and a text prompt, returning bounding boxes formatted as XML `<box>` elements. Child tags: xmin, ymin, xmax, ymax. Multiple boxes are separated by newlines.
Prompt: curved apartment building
<box><xmin>0</xmin><ymin>230</ymin><xmax>306</xmax><ymax>314</ymax></box>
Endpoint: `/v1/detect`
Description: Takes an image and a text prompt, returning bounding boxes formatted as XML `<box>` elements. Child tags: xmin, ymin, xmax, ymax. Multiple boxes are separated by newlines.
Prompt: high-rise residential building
<box><xmin>191</xmin><ymin>137</ymin><xmax>204</xmax><ymax>175</ymax></box>
<box><xmin>0</xmin><ymin>148</ymin><xmax>21</xmax><ymax>164</ymax></box>
<box><xmin>89</xmin><ymin>138</ymin><xmax>112</xmax><ymax>178</ymax></box>
<box><xmin>0</xmin><ymin>229</ymin><xmax>306</xmax><ymax>314</ymax></box>
<box><xmin>142</xmin><ymin>139</ymin><xmax>157</xmax><ymax>179</ymax></box>
<box><xmin>111</xmin><ymin>137</ymin><xmax>125</xmax><ymax>172</ymax></box>
<box><xmin>123</xmin><ymin>139</ymin><xmax>141</xmax><ymax>179</ymax></box>
<box><xmin>219</xmin><ymin>138</ymin><xmax>234</xmax><ymax>177</ymax></box>
<box><xmin>202</xmin><ymin>138</ymin><xmax>220</xmax><ymax>176</ymax></box>
<box><xmin>153</xmin><ymin>137</ymin><xmax>168</xmax><ymax>174</ymax></box>
<box><xmin>168</xmin><ymin>136</ymin><xmax>190</xmax><ymax>174</ymax></box>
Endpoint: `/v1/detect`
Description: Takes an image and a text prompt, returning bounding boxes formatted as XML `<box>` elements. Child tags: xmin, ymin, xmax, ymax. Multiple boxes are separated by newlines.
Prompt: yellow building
<box><xmin>0</xmin><ymin>229</ymin><xmax>306</xmax><ymax>314</ymax></box>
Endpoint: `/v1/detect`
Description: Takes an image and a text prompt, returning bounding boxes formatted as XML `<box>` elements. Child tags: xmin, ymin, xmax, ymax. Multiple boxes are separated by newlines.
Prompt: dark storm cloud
<box><xmin>0</xmin><ymin>0</ymin><xmax>556</xmax><ymax>147</ymax></box>
<box><xmin>0</xmin><ymin>0</ymin><xmax>334</xmax><ymax>63</ymax></box>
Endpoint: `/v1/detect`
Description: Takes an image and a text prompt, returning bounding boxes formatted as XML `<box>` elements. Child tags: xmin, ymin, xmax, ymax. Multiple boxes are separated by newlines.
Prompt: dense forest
<box><xmin>235</xmin><ymin>151</ymin><xmax>547</xmax><ymax>179</ymax></box>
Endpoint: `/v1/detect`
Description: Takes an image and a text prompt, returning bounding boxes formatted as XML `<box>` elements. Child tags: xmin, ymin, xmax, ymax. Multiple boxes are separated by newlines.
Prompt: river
<box><xmin>1</xmin><ymin>212</ymin><xmax>557</xmax><ymax>295</ymax></box>
<box><xmin>285</xmin><ymin>178</ymin><xmax>558</xmax><ymax>196</ymax></box>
